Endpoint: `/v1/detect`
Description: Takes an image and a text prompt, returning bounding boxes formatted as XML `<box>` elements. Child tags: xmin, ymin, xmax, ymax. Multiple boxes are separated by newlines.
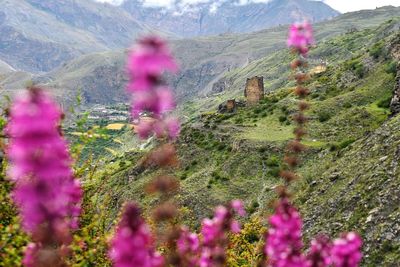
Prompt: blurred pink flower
<box><xmin>306</xmin><ymin>234</ymin><xmax>332</xmax><ymax>267</ymax></box>
<box><xmin>126</xmin><ymin>36</ymin><xmax>180</xmax><ymax>141</ymax></box>
<box><xmin>126</xmin><ymin>36</ymin><xmax>178</xmax><ymax>92</ymax></box>
<box><xmin>287</xmin><ymin>22</ymin><xmax>314</xmax><ymax>56</ymax></box>
<box><xmin>7</xmin><ymin>89</ymin><xmax>82</xmax><ymax>234</ymax></box>
<box><xmin>199</xmin><ymin>201</ymin><xmax>244</xmax><ymax>267</ymax></box>
<box><xmin>265</xmin><ymin>198</ymin><xmax>307</xmax><ymax>267</ymax></box>
<box><xmin>331</xmin><ymin>232</ymin><xmax>362</xmax><ymax>267</ymax></box>
<box><xmin>6</xmin><ymin>88</ymin><xmax>82</xmax><ymax>265</ymax></box>
<box><xmin>109</xmin><ymin>203</ymin><xmax>164</xmax><ymax>267</ymax></box>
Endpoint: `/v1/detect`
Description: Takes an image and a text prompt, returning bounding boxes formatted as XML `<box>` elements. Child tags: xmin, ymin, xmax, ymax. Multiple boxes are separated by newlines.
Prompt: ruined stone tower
<box><xmin>244</xmin><ymin>76</ymin><xmax>264</xmax><ymax>105</ymax></box>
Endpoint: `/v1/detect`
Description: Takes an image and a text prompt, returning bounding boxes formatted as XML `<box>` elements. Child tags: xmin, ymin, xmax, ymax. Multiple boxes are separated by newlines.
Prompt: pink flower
<box><xmin>22</xmin><ymin>243</ymin><xmax>39</xmax><ymax>267</ymax></box>
<box><xmin>177</xmin><ymin>226</ymin><xmax>200</xmax><ymax>266</ymax></box>
<box><xmin>126</xmin><ymin>36</ymin><xmax>178</xmax><ymax>92</ymax></box>
<box><xmin>331</xmin><ymin>232</ymin><xmax>362</xmax><ymax>267</ymax></box>
<box><xmin>231</xmin><ymin>199</ymin><xmax>246</xmax><ymax>217</ymax></box>
<box><xmin>109</xmin><ymin>203</ymin><xmax>164</xmax><ymax>267</ymax></box>
<box><xmin>265</xmin><ymin>198</ymin><xmax>307</xmax><ymax>267</ymax></box>
<box><xmin>6</xmin><ymin>88</ymin><xmax>82</xmax><ymax>266</ymax></box>
<box><xmin>199</xmin><ymin>201</ymin><xmax>245</xmax><ymax>267</ymax></box>
<box><xmin>6</xmin><ymin>88</ymin><xmax>82</xmax><ymax>236</ymax></box>
<box><xmin>306</xmin><ymin>235</ymin><xmax>332</xmax><ymax>267</ymax></box>
<box><xmin>287</xmin><ymin>22</ymin><xmax>314</xmax><ymax>55</ymax></box>
<box><xmin>177</xmin><ymin>227</ymin><xmax>200</xmax><ymax>254</ymax></box>
<box><xmin>126</xmin><ymin>36</ymin><xmax>180</xmax><ymax>141</ymax></box>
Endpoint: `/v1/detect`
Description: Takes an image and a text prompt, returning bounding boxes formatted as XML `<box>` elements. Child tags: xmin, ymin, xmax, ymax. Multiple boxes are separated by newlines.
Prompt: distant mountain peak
<box><xmin>122</xmin><ymin>0</ymin><xmax>340</xmax><ymax>37</ymax></box>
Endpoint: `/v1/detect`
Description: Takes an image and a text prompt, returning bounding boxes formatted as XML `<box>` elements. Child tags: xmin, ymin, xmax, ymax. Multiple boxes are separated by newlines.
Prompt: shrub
<box><xmin>338</xmin><ymin>138</ymin><xmax>355</xmax><ymax>149</ymax></box>
<box><xmin>369</xmin><ymin>41</ymin><xmax>385</xmax><ymax>59</ymax></box>
<box><xmin>345</xmin><ymin>58</ymin><xmax>365</xmax><ymax>78</ymax></box>
<box><xmin>377</xmin><ymin>95</ymin><xmax>392</xmax><ymax>109</ymax></box>
<box><xmin>267</xmin><ymin>166</ymin><xmax>281</xmax><ymax>177</ymax></box>
<box><xmin>266</xmin><ymin>156</ymin><xmax>280</xmax><ymax>167</ymax></box>
<box><xmin>343</xmin><ymin>102</ymin><xmax>352</xmax><ymax>109</ymax></box>
<box><xmin>385</xmin><ymin>61</ymin><xmax>397</xmax><ymax>75</ymax></box>
<box><xmin>318</xmin><ymin>111</ymin><xmax>332</xmax><ymax>122</ymax></box>
<box><xmin>234</xmin><ymin>117</ymin><xmax>244</xmax><ymax>124</ymax></box>
<box><xmin>279</xmin><ymin>115</ymin><xmax>287</xmax><ymax>123</ymax></box>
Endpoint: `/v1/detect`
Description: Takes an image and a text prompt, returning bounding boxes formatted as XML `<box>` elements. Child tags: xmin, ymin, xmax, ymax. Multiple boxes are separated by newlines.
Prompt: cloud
<box><xmin>322</xmin><ymin>0</ymin><xmax>400</xmax><ymax>13</ymax></box>
<box><xmin>95</xmin><ymin>0</ymin><xmax>272</xmax><ymax>8</ymax></box>
<box><xmin>95</xmin><ymin>0</ymin><xmax>400</xmax><ymax>13</ymax></box>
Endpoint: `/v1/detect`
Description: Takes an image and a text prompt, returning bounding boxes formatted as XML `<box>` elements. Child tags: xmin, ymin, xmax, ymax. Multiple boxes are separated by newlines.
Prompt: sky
<box><xmin>96</xmin><ymin>0</ymin><xmax>400</xmax><ymax>13</ymax></box>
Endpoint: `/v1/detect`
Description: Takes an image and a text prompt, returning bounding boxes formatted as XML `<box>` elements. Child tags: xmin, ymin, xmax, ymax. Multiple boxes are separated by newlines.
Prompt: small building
<box><xmin>218</xmin><ymin>99</ymin><xmax>237</xmax><ymax>113</ymax></box>
<box><xmin>244</xmin><ymin>76</ymin><xmax>264</xmax><ymax>105</ymax></box>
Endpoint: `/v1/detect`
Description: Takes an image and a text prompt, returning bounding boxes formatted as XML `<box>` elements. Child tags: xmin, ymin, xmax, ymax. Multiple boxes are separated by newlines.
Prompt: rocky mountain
<box><xmin>0</xmin><ymin>0</ymin><xmax>338</xmax><ymax>74</ymax></box>
<box><xmin>31</xmin><ymin>6</ymin><xmax>400</xmax><ymax>108</ymax></box>
<box><xmin>0</xmin><ymin>0</ymin><xmax>150</xmax><ymax>73</ymax></box>
<box><xmin>121</xmin><ymin>0</ymin><xmax>340</xmax><ymax>37</ymax></box>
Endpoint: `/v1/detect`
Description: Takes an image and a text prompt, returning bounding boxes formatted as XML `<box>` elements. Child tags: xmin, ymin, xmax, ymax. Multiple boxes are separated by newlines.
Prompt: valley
<box><xmin>1</xmin><ymin>1</ymin><xmax>400</xmax><ymax>266</ymax></box>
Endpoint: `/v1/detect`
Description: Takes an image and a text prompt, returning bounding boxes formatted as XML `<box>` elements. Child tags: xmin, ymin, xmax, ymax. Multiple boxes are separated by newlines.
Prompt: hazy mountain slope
<box><xmin>0</xmin><ymin>0</ymin><xmax>149</xmax><ymax>73</ymax></box>
<box><xmin>122</xmin><ymin>0</ymin><xmax>339</xmax><ymax>37</ymax></box>
<box><xmin>0</xmin><ymin>59</ymin><xmax>14</xmax><ymax>74</ymax></box>
<box><xmin>25</xmin><ymin>0</ymin><xmax>148</xmax><ymax>48</ymax></box>
<box><xmin>37</xmin><ymin>7</ymin><xmax>400</xmax><ymax>107</ymax></box>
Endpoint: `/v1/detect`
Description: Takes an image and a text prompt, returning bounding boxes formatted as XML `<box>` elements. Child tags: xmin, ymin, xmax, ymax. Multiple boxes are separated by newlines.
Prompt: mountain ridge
<box><xmin>122</xmin><ymin>0</ymin><xmax>340</xmax><ymax>37</ymax></box>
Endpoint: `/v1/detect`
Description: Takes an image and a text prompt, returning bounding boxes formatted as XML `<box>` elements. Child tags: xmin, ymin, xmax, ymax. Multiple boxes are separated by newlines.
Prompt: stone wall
<box><xmin>244</xmin><ymin>76</ymin><xmax>264</xmax><ymax>105</ymax></box>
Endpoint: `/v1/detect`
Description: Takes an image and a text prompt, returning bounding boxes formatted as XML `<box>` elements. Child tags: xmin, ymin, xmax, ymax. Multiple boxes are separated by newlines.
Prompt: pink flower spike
<box><xmin>109</xmin><ymin>203</ymin><xmax>164</xmax><ymax>267</ymax></box>
<box><xmin>231</xmin><ymin>200</ymin><xmax>246</xmax><ymax>217</ymax></box>
<box><xmin>230</xmin><ymin>220</ymin><xmax>241</xmax><ymax>233</ymax></box>
<box><xmin>135</xmin><ymin>119</ymin><xmax>155</xmax><ymax>139</ymax></box>
<box><xmin>331</xmin><ymin>232</ymin><xmax>362</xmax><ymax>267</ymax></box>
<box><xmin>306</xmin><ymin>234</ymin><xmax>332</xmax><ymax>267</ymax></box>
<box><xmin>265</xmin><ymin>198</ymin><xmax>307</xmax><ymax>267</ymax></box>
<box><xmin>287</xmin><ymin>21</ymin><xmax>314</xmax><ymax>56</ymax></box>
<box><xmin>126</xmin><ymin>36</ymin><xmax>178</xmax><ymax>92</ymax></box>
<box><xmin>156</xmin><ymin>87</ymin><xmax>176</xmax><ymax>114</ymax></box>
<box><xmin>7</xmin><ymin>88</ymin><xmax>82</xmax><ymax>237</ymax></box>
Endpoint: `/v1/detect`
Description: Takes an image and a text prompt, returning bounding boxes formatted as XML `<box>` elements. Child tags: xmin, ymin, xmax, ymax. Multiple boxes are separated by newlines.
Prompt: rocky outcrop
<box><xmin>389</xmin><ymin>33</ymin><xmax>400</xmax><ymax>115</ymax></box>
<box><xmin>390</xmin><ymin>71</ymin><xmax>400</xmax><ymax>115</ymax></box>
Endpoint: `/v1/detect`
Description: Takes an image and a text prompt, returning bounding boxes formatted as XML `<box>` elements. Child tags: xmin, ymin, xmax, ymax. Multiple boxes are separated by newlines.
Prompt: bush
<box><xmin>369</xmin><ymin>41</ymin><xmax>385</xmax><ymax>59</ymax></box>
<box><xmin>318</xmin><ymin>111</ymin><xmax>332</xmax><ymax>122</ymax></box>
<box><xmin>377</xmin><ymin>95</ymin><xmax>392</xmax><ymax>109</ymax></box>
<box><xmin>344</xmin><ymin>58</ymin><xmax>365</xmax><ymax>78</ymax></box>
<box><xmin>234</xmin><ymin>117</ymin><xmax>244</xmax><ymax>124</ymax></box>
<box><xmin>385</xmin><ymin>61</ymin><xmax>397</xmax><ymax>75</ymax></box>
<box><xmin>267</xmin><ymin>166</ymin><xmax>281</xmax><ymax>177</ymax></box>
<box><xmin>343</xmin><ymin>102</ymin><xmax>352</xmax><ymax>109</ymax></box>
<box><xmin>266</xmin><ymin>156</ymin><xmax>280</xmax><ymax>167</ymax></box>
<box><xmin>338</xmin><ymin>138</ymin><xmax>355</xmax><ymax>149</ymax></box>
<box><xmin>278</xmin><ymin>115</ymin><xmax>287</xmax><ymax>123</ymax></box>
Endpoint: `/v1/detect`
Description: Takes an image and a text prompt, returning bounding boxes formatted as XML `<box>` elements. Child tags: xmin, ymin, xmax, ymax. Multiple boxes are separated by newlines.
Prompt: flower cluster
<box><xmin>6</xmin><ymin>88</ymin><xmax>82</xmax><ymax>265</ymax></box>
<box><xmin>199</xmin><ymin>200</ymin><xmax>246</xmax><ymax>267</ymax></box>
<box><xmin>306</xmin><ymin>235</ymin><xmax>332</xmax><ymax>267</ymax></box>
<box><xmin>265</xmin><ymin>198</ymin><xmax>306</xmax><ymax>267</ymax></box>
<box><xmin>176</xmin><ymin>226</ymin><xmax>200</xmax><ymax>266</ymax></box>
<box><xmin>109</xmin><ymin>203</ymin><xmax>164</xmax><ymax>267</ymax></box>
<box><xmin>331</xmin><ymin>232</ymin><xmax>363</xmax><ymax>267</ymax></box>
<box><xmin>126</xmin><ymin>36</ymin><xmax>180</xmax><ymax>140</ymax></box>
<box><xmin>287</xmin><ymin>21</ymin><xmax>315</xmax><ymax>56</ymax></box>
<box><xmin>265</xmin><ymin>198</ymin><xmax>362</xmax><ymax>267</ymax></box>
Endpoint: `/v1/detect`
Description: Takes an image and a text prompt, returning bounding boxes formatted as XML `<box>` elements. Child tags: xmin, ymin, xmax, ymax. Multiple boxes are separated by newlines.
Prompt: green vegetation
<box><xmin>2</xmin><ymin>14</ymin><xmax>400</xmax><ymax>267</ymax></box>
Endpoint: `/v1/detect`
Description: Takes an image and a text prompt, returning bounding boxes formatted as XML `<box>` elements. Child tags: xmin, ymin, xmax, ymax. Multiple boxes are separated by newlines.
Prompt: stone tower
<box><xmin>244</xmin><ymin>76</ymin><xmax>264</xmax><ymax>105</ymax></box>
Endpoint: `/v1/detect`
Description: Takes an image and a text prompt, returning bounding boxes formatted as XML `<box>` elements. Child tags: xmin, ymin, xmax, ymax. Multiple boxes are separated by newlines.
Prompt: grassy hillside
<box><xmin>77</xmin><ymin>19</ymin><xmax>400</xmax><ymax>265</ymax></box>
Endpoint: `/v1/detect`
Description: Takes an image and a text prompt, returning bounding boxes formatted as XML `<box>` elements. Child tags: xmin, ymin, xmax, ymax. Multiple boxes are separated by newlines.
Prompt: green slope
<box><xmin>80</xmin><ymin>18</ymin><xmax>400</xmax><ymax>265</ymax></box>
